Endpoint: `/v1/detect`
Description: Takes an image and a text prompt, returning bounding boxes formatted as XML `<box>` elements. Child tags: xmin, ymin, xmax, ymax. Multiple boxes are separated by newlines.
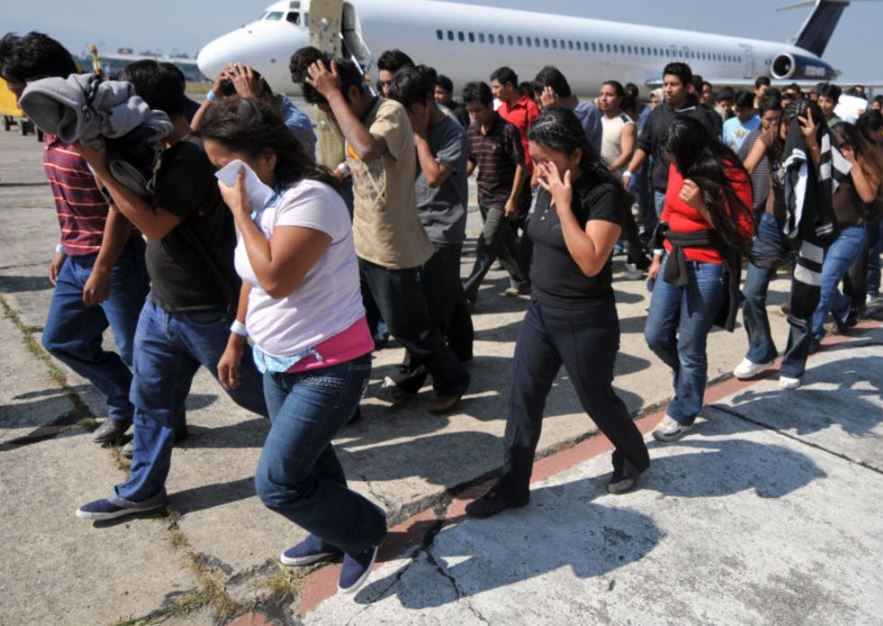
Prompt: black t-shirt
<box><xmin>527</xmin><ymin>176</ymin><xmax>626</xmax><ymax>309</ymax></box>
<box><xmin>146</xmin><ymin>135</ymin><xmax>239</xmax><ymax>311</ymax></box>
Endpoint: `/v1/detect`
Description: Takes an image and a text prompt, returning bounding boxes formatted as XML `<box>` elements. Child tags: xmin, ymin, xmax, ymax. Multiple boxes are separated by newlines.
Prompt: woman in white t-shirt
<box><xmin>201</xmin><ymin>98</ymin><xmax>384</xmax><ymax>595</ymax></box>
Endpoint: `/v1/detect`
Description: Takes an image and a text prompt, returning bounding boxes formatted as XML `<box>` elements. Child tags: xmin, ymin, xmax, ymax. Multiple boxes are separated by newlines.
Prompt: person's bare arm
<box><xmin>306</xmin><ymin>61</ymin><xmax>387</xmax><ymax>163</ymax></box>
<box><xmin>505</xmin><ymin>162</ymin><xmax>527</xmax><ymax>217</ymax></box>
<box><xmin>609</xmin><ymin>123</ymin><xmax>637</xmax><ymax>173</ymax></box>
<box><xmin>219</xmin><ymin>168</ymin><xmax>332</xmax><ymax>299</ymax></box>
<box><xmin>218</xmin><ymin>282</ymin><xmax>251</xmax><ymax>390</ymax></box>
<box><xmin>623</xmin><ymin>147</ymin><xmax>648</xmax><ymax>187</ymax></box>
<box><xmin>77</xmin><ymin>144</ymin><xmax>181</xmax><ymax>240</ymax></box>
<box><xmin>538</xmin><ymin>162</ymin><xmax>621</xmax><ymax>276</ymax></box>
<box><xmin>743</xmin><ymin>135</ymin><xmax>769</xmax><ymax>176</ymax></box>
<box><xmin>82</xmin><ymin>208</ymin><xmax>132</xmax><ymax>306</ymax></box>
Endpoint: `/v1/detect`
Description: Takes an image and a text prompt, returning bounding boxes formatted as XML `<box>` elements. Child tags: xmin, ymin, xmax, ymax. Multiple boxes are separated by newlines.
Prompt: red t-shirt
<box><xmin>661</xmin><ymin>162</ymin><xmax>754</xmax><ymax>264</ymax></box>
<box><xmin>498</xmin><ymin>95</ymin><xmax>540</xmax><ymax>172</ymax></box>
<box><xmin>43</xmin><ymin>135</ymin><xmax>110</xmax><ymax>256</ymax></box>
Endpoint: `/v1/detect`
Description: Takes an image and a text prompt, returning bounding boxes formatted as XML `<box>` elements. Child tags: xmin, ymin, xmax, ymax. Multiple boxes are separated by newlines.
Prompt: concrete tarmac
<box><xmin>0</xmin><ymin>127</ymin><xmax>880</xmax><ymax>625</ymax></box>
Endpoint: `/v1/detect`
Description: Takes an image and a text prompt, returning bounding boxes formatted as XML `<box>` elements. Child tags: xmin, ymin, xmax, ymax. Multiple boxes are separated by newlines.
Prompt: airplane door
<box><xmin>742</xmin><ymin>46</ymin><xmax>754</xmax><ymax>78</ymax></box>
<box><xmin>309</xmin><ymin>0</ymin><xmax>344</xmax><ymax>57</ymax></box>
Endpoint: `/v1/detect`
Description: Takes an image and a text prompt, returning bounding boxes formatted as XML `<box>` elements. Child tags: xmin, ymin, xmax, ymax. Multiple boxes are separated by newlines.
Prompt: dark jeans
<box><xmin>359</xmin><ymin>258</ymin><xmax>470</xmax><ymax>397</ymax></box>
<box><xmin>498</xmin><ymin>299</ymin><xmax>650</xmax><ymax>500</ymax></box>
<box><xmin>742</xmin><ymin>212</ymin><xmax>789</xmax><ymax>365</ymax></box>
<box><xmin>463</xmin><ymin>204</ymin><xmax>527</xmax><ymax>303</ymax></box>
<box><xmin>395</xmin><ymin>243</ymin><xmax>474</xmax><ymax>393</ymax></box>
<box><xmin>113</xmin><ymin>298</ymin><xmax>268</xmax><ymax>505</ymax></box>
<box><xmin>644</xmin><ymin>256</ymin><xmax>727</xmax><ymax>425</ymax></box>
<box><xmin>867</xmin><ymin>218</ymin><xmax>883</xmax><ymax>299</ymax></box>
<box><xmin>256</xmin><ymin>354</ymin><xmax>386</xmax><ymax>555</ymax></box>
<box><xmin>42</xmin><ymin>237</ymin><xmax>149</xmax><ymax>423</ymax></box>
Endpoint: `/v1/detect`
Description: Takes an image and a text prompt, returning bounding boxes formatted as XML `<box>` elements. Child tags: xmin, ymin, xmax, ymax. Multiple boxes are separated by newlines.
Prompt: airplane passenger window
<box><xmin>517</xmin><ymin>36</ymin><xmax>523</xmax><ymax>45</ymax></box>
<box><xmin>626</xmin><ymin>45</ymin><xmax>632</xmax><ymax>54</ymax></box>
<box><xmin>568</xmin><ymin>41</ymin><xmax>574</xmax><ymax>50</ymax></box>
<box><xmin>544</xmin><ymin>38</ymin><xmax>550</xmax><ymax>48</ymax></box>
<box><xmin>560</xmin><ymin>39</ymin><xmax>565</xmax><ymax>48</ymax></box>
<box><xmin>458</xmin><ymin>31</ymin><xmax>465</xmax><ymax>42</ymax></box>
<box><xmin>535</xmin><ymin>37</ymin><xmax>541</xmax><ymax>47</ymax></box>
<box><xmin>447</xmin><ymin>30</ymin><xmax>454</xmax><ymax>41</ymax></box>
<box><xmin>468</xmin><ymin>32</ymin><xmax>475</xmax><ymax>42</ymax></box>
<box><xmin>437</xmin><ymin>30</ymin><xmax>443</xmax><ymax>40</ymax></box>
<box><xmin>552</xmin><ymin>39</ymin><xmax>558</xmax><ymax>49</ymax></box>
<box><xmin>507</xmin><ymin>35</ymin><xmax>514</xmax><ymax>45</ymax></box>
<box><xmin>526</xmin><ymin>37</ymin><xmax>532</xmax><ymax>47</ymax></box>
<box><xmin>576</xmin><ymin>41</ymin><xmax>582</xmax><ymax>50</ymax></box>
<box><xmin>613</xmin><ymin>44</ymin><xmax>618</xmax><ymax>53</ymax></box>
<box><xmin>265</xmin><ymin>11</ymin><xmax>283</xmax><ymax>20</ymax></box>
<box><xmin>489</xmin><ymin>33</ymin><xmax>495</xmax><ymax>43</ymax></box>
<box><xmin>286</xmin><ymin>12</ymin><xmax>300</xmax><ymax>25</ymax></box>
<box><xmin>606</xmin><ymin>43</ymin><xmax>611</xmax><ymax>52</ymax></box>
<box><xmin>591</xmin><ymin>42</ymin><xmax>596</xmax><ymax>51</ymax></box>
<box><xmin>479</xmin><ymin>33</ymin><xmax>485</xmax><ymax>43</ymax></box>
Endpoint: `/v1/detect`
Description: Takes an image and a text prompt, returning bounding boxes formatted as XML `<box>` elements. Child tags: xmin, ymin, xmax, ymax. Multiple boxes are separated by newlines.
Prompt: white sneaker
<box><xmin>733</xmin><ymin>358</ymin><xmax>775</xmax><ymax>380</ymax></box>
<box><xmin>624</xmin><ymin>263</ymin><xmax>644</xmax><ymax>280</ymax></box>
<box><xmin>652</xmin><ymin>414</ymin><xmax>693</xmax><ymax>442</ymax></box>
<box><xmin>779</xmin><ymin>375</ymin><xmax>801</xmax><ymax>390</ymax></box>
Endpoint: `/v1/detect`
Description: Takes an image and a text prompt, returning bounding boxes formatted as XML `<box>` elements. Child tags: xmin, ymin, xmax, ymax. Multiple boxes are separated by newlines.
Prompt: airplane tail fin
<box><xmin>780</xmin><ymin>0</ymin><xmax>850</xmax><ymax>57</ymax></box>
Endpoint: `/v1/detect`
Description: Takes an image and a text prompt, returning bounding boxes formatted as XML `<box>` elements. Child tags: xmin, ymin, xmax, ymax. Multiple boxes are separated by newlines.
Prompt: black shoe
<box><xmin>607</xmin><ymin>460</ymin><xmax>642</xmax><ymax>495</ymax></box>
<box><xmin>92</xmin><ymin>419</ymin><xmax>131</xmax><ymax>444</ymax></box>
<box><xmin>465</xmin><ymin>487</ymin><xmax>529</xmax><ymax>519</ymax></box>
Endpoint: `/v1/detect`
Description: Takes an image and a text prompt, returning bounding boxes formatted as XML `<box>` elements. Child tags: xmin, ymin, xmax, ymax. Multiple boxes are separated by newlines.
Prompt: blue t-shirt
<box><xmin>723</xmin><ymin>115</ymin><xmax>760</xmax><ymax>153</ymax></box>
<box><xmin>573</xmin><ymin>100</ymin><xmax>603</xmax><ymax>153</ymax></box>
<box><xmin>277</xmin><ymin>95</ymin><xmax>317</xmax><ymax>157</ymax></box>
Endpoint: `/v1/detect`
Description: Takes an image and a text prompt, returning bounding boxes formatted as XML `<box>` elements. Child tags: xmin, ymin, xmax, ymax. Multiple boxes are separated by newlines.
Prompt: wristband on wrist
<box><xmin>230</xmin><ymin>320</ymin><xmax>248</xmax><ymax>337</ymax></box>
<box><xmin>206</xmin><ymin>90</ymin><xmax>218</xmax><ymax>103</ymax></box>
<box><xmin>653</xmin><ymin>248</ymin><xmax>664</xmax><ymax>257</ymax></box>
<box><xmin>55</xmin><ymin>244</ymin><xmax>64</xmax><ymax>254</ymax></box>
<box><xmin>623</xmin><ymin>170</ymin><xmax>633</xmax><ymax>178</ymax></box>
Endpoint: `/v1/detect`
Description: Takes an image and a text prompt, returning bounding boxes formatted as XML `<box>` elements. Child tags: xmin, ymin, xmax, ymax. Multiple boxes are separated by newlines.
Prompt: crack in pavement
<box><xmin>709</xmin><ymin>404</ymin><xmax>883</xmax><ymax>476</ymax></box>
<box><xmin>423</xmin><ymin>542</ymin><xmax>491</xmax><ymax>625</ymax></box>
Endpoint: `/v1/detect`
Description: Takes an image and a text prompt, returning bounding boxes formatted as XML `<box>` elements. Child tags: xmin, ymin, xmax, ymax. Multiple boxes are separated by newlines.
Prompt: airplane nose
<box><xmin>197</xmin><ymin>34</ymin><xmax>234</xmax><ymax>79</ymax></box>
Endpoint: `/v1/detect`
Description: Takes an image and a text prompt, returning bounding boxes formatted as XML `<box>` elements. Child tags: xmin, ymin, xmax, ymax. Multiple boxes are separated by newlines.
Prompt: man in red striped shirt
<box><xmin>1</xmin><ymin>32</ymin><xmax>149</xmax><ymax>444</ymax></box>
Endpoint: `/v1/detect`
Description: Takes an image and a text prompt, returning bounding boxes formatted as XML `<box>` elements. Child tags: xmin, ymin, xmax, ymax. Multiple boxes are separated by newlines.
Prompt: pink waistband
<box><xmin>289</xmin><ymin>317</ymin><xmax>374</xmax><ymax>373</ymax></box>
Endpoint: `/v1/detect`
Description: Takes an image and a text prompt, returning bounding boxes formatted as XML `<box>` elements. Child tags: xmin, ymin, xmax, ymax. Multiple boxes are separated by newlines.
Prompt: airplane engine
<box><xmin>770</xmin><ymin>52</ymin><xmax>836</xmax><ymax>81</ymax></box>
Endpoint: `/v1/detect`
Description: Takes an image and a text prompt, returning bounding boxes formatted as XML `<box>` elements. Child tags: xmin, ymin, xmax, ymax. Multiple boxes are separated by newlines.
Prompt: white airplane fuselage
<box><xmin>196</xmin><ymin>0</ymin><xmax>838</xmax><ymax>96</ymax></box>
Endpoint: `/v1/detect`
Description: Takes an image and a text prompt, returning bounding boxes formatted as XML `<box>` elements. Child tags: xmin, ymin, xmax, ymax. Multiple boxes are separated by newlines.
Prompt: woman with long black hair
<box><xmin>644</xmin><ymin>115</ymin><xmax>754</xmax><ymax>442</ymax></box>
<box><xmin>200</xmin><ymin>98</ymin><xmax>386</xmax><ymax>594</ymax></box>
<box><xmin>467</xmin><ymin>108</ymin><xmax>650</xmax><ymax>519</ymax></box>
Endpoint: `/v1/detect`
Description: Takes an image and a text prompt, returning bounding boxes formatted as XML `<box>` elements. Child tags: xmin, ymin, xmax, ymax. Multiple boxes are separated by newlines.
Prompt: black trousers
<box><xmin>359</xmin><ymin>258</ymin><xmax>470</xmax><ymax>397</ymax></box>
<box><xmin>463</xmin><ymin>204</ymin><xmax>527</xmax><ymax>303</ymax></box>
<box><xmin>394</xmin><ymin>243</ymin><xmax>474</xmax><ymax>393</ymax></box>
<box><xmin>498</xmin><ymin>298</ymin><xmax>650</xmax><ymax>499</ymax></box>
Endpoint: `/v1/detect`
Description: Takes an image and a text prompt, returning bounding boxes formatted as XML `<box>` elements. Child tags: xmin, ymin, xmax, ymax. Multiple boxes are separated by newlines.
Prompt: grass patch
<box><xmin>164</xmin><ymin>510</ymin><xmax>243</xmax><ymax>622</ymax></box>
<box><xmin>0</xmin><ymin>293</ymin><xmax>96</xmax><ymax>430</ymax></box>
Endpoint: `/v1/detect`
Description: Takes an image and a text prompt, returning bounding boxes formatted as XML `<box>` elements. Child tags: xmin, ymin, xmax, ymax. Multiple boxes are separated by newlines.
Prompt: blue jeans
<box><xmin>113</xmin><ymin>298</ymin><xmax>267</xmax><ymax>505</ymax></box>
<box><xmin>644</xmin><ymin>257</ymin><xmax>726</xmax><ymax>425</ymax></box>
<box><xmin>42</xmin><ymin>238</ymin><xmax>149</xmax><ymax>423</ymax></box>
<box><xmin>867</xmin><ymin>220</ymin><xmax>882</xmax><ymax>299</ymax></box>
<box><xmin>811</xmin><ymin>225</ymin><xmax>866</xmax><ymax>339</ymax></box>
<box><xmin>742</xmin><ymin>212</ymin><xmax>789</xmax><ymax>364</ymax></box>
<box><xmin>255</xmin><ymin>354</ymin><xmax>386</xmax><ymax>555</ymax></box>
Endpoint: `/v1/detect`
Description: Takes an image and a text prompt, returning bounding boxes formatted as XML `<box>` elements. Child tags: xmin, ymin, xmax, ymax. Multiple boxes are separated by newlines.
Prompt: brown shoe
<box><xmin>429</xmin><ymin>393</ymin><xmax>463</xmax><ymax>415</ymax></box>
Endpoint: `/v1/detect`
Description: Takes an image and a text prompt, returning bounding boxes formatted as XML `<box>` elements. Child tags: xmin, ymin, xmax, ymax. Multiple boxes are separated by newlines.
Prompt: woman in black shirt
<box><xmin>467</xmin><ymin>109</ymin><xmax>650</xmax><ymax>519</ymax></box>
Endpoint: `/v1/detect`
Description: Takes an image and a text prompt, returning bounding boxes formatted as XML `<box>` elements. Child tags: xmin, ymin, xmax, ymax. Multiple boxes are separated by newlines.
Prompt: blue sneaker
<box><xmin>75</xmin><ymin>497</ymin><xmax>165</xmax><ymax>521</ymax></box>
<box><xmin>338</xmin><ymin>546</ymin><xmax>379</xmax><ymax>594</ymax></box>
<box><xmin>280</xmin><ymin>535</ymin><xmax>342</xmax><ymax>567</ymax></box>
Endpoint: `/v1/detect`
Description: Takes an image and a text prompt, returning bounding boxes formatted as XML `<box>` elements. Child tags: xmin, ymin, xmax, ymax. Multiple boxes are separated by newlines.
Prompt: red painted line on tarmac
<box><xmin>293</xmin><ymin>319</ymin><xmax>883</xmax><ymax>617</ymax></box>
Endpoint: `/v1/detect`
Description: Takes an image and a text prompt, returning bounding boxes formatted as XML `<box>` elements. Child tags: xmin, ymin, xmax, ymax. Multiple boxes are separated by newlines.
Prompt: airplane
<box><xmin>196</xmin><ymin>0</ymin><xmax>880</xmax><ymax>96</ymax></box>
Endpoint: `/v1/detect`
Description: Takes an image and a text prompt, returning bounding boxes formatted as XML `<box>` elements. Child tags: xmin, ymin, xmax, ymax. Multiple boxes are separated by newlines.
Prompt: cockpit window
<box><xmin>287</xmin><ymin>11</ymin><xmax>300</xmax><ymax>24</ymax></box>
<box><xmin>265</xmin><ymin>11</ymin><xmax>284</xmax><ymax>21</ymax></box>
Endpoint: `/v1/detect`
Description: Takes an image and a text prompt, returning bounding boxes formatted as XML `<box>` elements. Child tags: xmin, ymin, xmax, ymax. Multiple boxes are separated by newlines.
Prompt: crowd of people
<box><xmin>1</xmin><ymin>29</ymin><xmax>881</xmax><ymax>595</ymax></box>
